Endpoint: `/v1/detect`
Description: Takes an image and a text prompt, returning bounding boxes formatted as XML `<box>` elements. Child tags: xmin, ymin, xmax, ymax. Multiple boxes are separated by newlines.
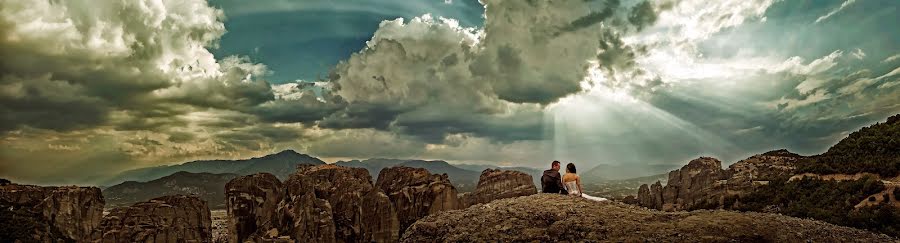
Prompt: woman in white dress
<box><xmin>562</xmin><ymin>163</ymin><xmax>582</xmax><ymax>196</ymax></box>
<box><xmin>562</xmin><ymin>163</ymin><xmax>608</xmax><ymax>202</ymax></box>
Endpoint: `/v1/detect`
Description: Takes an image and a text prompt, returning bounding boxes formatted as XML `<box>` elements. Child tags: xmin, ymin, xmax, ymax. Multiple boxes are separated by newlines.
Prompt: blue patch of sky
<box><xmin>208</xmin><ymin>0</ymin><xmax>485</xmax><ymax>83</ymax></box>
<box><xmin>698</xmin><ymin>0</ymin><xmax>898</xmax><ymax>67</ymax></box>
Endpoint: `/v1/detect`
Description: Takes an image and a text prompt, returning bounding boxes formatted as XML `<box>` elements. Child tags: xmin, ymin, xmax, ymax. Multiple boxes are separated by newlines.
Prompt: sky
<box><xmin>0</xmin><ymin>0</ymin><xmax>898</xmax><ymax>185</ymax></box>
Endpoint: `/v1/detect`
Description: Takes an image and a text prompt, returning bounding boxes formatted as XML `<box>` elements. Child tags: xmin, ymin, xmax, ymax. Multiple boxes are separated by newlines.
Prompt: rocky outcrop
<box><xmin>637</xmin><ymin>151</ymin><xmax>802</xmax><ymax>211</ymax></box>
<box><xmin>653</xmin><ymin>157</ymin><xmax>726</xmax><ymax>211</ymax></box>
<box><xmin>225</xmin><ymin>173</ymin><xmax>285</xmax><ymax>242</ymax></box>
<box><xmin>0</xmin><ymin>183</ymin><xmax>103</xmax><ymax>242</ymax></box>
<box><xmin>296</xmin><ymin>165</ymin><xmax>398</xmax><ymax>242</ymax></box>
<box><xmin>276</xmin><ymin>174</ymin><xmax>336</xmax><ymax>243</ymax></box>
<box><xmin>727</xmin><ymin>149</ymin><xmax>800</xmax><ymax>184</ymax></box>
<box><xmin>460</xmin><ymin>169</ymin><xmax>536</xmax><ymax>207</ymax></box>
<box><xmin>401</xmin><ymin>194</ymin><xmax>895</xmax><ymax>242</ymax></box>
<box><xmin>224</xmin><ymin>165</ymin><xmax>399</xmax><ymax>243</ymax></box>
<box><xmin>375</xmin><ymin>166</ymin><xmax>462</xmax><ymax>235</ymax></box>
<box><xmin>94</xmin><ymin>194</ymin><xmax>212</xmax><ymax>242</ymax></box>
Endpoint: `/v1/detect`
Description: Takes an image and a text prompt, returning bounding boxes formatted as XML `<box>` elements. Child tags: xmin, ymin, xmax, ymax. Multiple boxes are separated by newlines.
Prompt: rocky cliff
<box><xmin>0</xmin><ymin>183</ymin><xmax>104</xmax><ymax>242</ymax></box>
<box><xmin>401</xmin><ymin>194</ymin><xmax>894</xmax><ymax>242</ymax></box>
<box><xmin>225</xmin><ymin>173</ymin><xmax>286</xmax><ymax>242</ymax></box>
<box><xmin>296</xmin><ymin>165</ymin><xmax>398</xmax><ymax>242</ymax></box>
<box><xmin>460</xmin><ymin>169</ymin><xmax>536</xmax><ymax>207</ymax></box>
<box><xmin>375</xmin><ymin>166</ymin><xmax>462</xmax><ymax>235</ymax></box>
<box><xmin>637</xmin><ymin>151</ymin><xmax>800</xmax><ymax>211</ymax></box>
<box><xmin>225</xmin><ymin>165</ymin><xmax>399</xmax><ymax>242</ymax></box>
<box><xmin>93</xmin><ymin>194</ymin><xmax>212</xmax><ymax>242</ymax></box>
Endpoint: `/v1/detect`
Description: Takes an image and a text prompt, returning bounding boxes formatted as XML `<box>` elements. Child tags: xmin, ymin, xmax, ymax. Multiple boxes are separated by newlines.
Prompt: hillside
<box><xmin>797</xmin><ymin>114</ymin><xmax>900</xmax><ymax>177</ymax></box>
<box><xmin>103</xmin><ymin>171</ymin><xmax>238</xmax><ymax>209</ymax></box>
<box><xmin>103</xmin><ymin>150</ymin><xmax>324</xmax><ymax>185</ymax></box>
<box><xmin>630</xmin><ymin>114</ymin><xmax>900</xmax><ymax>237</ymax></box>
<box><xmin>402</xmin><ymin>194</ymin><xmax>894</xmax><ymax>242</ymax></box>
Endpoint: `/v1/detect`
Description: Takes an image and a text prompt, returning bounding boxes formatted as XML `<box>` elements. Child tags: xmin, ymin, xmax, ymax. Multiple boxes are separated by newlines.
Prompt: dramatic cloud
<box><xmin>1</xmin><ymin>0</ymin><xmax>898</xmax><ymax>185</ymax></box>
<box><xmin>323</xmin><ymin>0</ymin><xmax>658</xmax><ymax>141</ymax></box>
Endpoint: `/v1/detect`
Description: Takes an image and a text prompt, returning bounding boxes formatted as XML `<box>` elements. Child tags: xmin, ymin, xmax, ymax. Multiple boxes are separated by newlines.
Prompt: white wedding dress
<box><xmin>565</xmin><ymin>180</ymin><xmax>608</xmax><ymax>202</ymax></box>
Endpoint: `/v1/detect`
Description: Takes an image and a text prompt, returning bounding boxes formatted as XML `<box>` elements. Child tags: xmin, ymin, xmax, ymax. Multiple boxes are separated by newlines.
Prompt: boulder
<box><xmin>375</xmin><ymin>166</ymin><xmax>462</xmax><ymax>235</ymax></box>
<box><xmin>0</xmin><ymin>183</ymin><xmax>103</xmax><ymax>242</ymax></box>
<box><xmin>94</xmin><ymin>195</ymin><xmax>212</xmax><ymax>242</ymax></box>
<box><xmin>461</xmin><ymin>169</ymin><xmax>537</xmax><ymax>207</ymax></box>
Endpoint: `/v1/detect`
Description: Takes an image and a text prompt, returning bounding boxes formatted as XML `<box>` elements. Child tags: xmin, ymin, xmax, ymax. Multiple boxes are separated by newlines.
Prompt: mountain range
<box><xmin>101</xmin><ymin>150</ymin><xmax>325</xmax><ymax>186</ymax></box>
<box><xmin>103</xmin><ymin>171</ymin><xmax>238</xmax><ymax>209</ymax></box>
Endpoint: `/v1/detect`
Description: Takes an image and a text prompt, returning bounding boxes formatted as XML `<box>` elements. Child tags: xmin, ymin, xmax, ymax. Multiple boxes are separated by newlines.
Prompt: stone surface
<box><xmin>401</xmin><ymin>194</ymin><xmax>895</xmax><ymax>242</ymax></box>
<box><xmin>0</xmin><ymin>183</ymin><xmax>103</xmax><ymax>242</ymax></box>
<box><xmin>461</xmin><ymin>169</ymin><xmax>536</xmax><ymax>207</ymax></box>
<box><xmin>638</xmin><ymin>157</ymin><xmax>725</xmax><ymax>211</ymax></box>
<box><xmin>224</xmin><ymin>165</ymin><xmax>399</xmax><ymax>243</ymax></box>
<box><xmin>295</xmin><ymin>164</ymin><xmax>397</xmax><ymax>242</ymax></box>
<box><xmin>375</xmin><ymin>166</ymin><xmax>462</xmax><ymax>235</ymax></box>
<box><xmin>94</xmin><ymin>194</ymin><xmax>212</xmax><ymax>243</ymax></box>
<box><xmin>274</xmin><ymin>177</ymin><xmax>336</xmax><ymax>243</ymax></box>
<box><xmin>225</xmin><ymin>173</ymin><xmax>285</xmax><ymax>242</ymax></box>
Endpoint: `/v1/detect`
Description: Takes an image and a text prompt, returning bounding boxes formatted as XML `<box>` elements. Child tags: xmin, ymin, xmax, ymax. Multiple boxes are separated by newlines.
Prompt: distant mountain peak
<box><xmin>275</xmin><ymin>149</ymin><xmax>301</xmax><ymax>155</ymax></box>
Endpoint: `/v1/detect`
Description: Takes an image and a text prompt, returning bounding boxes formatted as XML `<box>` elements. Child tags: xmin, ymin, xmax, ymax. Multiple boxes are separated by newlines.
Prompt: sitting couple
<box><xmin>541</xmin><ymin>160</ymin><xmax>607</xmax><ymax>201</ymax></box>
<box><xmin>541</xmin><ymin>160</ymin><xmax>581</xmax><ymax>196</ymax></box>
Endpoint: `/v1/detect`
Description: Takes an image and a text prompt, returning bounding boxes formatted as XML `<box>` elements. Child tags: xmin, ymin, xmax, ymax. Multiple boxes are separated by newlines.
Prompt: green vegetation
<box><xmin>729</xmin><ymin>177</ymin><xmax>900</xmax><ymax>237</ymax></box>
<box><xmin>796</xmin><ymin>114</ymin><xmax>900</xmax><ymax>178</ymax></box>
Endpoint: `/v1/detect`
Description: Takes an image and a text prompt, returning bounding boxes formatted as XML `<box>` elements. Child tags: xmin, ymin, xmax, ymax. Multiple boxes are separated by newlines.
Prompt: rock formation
<box><xmin>0</xmin><ymin>182</ymin><xmax>103</xmax><ymax>242</ymax></box>
<box><xmin>276</xmin><ymin>174</ymin><xmax>336</xmax><ymax>243</ymax></box>
<box><xmin>225</xmin><ymin>173</ymin><xmax>286</xmax><ymax>242</ymax></box>
<box><xmin>295</xmin><ymin>165</ymin><xmax>398</xmax><ymax>242</ymax></box>
<box><xmin>401</xmin><ymin>194</ymin><xmax>895</xmax><ymax>242</ymax></box>
<box><xmin>637</xmin><ymin>151</ymin><xmax>801</xmax><ymax>211</ymax></box>
<box><xmin>224</xmin><ymin>165</ymin><xmax>399</xmax><ymax>243</ymax></box>
<box><xmin>93</xmin><ymin>195</ymin><xmax>212</xmax><ymax>242</ymax></box>
<box><xmin>460</xmin><ymin>169</ymin><xmax>536</xmax><ymax>207</ymax></box>
<box><xmin>375</xmin><ymin>166</ymin><xmax>462</xmax><ymax>235</ymax></box>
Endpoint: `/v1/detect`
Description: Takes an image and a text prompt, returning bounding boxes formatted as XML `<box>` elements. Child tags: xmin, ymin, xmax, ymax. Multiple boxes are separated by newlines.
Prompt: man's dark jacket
<box><xmin>541</xmin><ymin>169</ymin><xmax>567</xmax><ymax>194</ymax></box>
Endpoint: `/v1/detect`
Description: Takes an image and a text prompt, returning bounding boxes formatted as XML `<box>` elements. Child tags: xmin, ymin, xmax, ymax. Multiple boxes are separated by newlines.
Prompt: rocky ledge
<box><xmin>402</xmin><ymin>194</ymin><xmax>895</xmax><ymax>242</ymax></box>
